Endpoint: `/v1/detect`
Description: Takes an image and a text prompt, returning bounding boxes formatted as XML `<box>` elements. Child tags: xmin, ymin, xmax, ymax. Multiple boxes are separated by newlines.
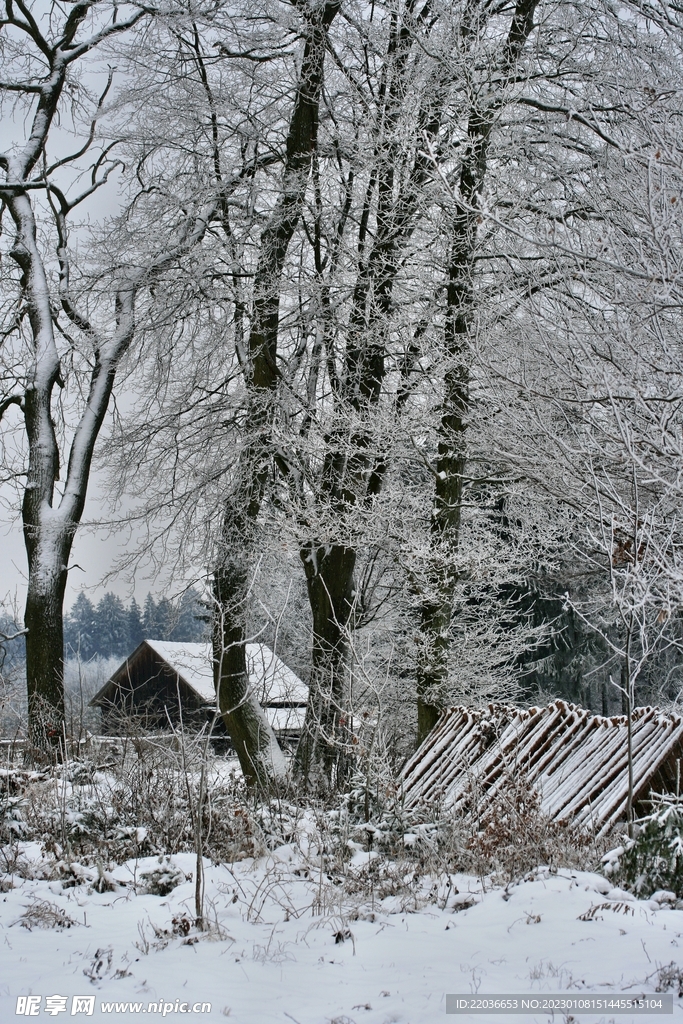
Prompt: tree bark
<box><xmin>23</xmin><ymin>544</ymin><xmax>69</xmax><ymax>746</ymax></box>
<box><xmin>415</xmin><ymin>0</ymin><xmax>539</xmax><ymax>744</ymax></box>
<box><xmin>212</xmin><ymin>0</ymin><xmax>340</xmax><ymax>788</ymax></box>
<box><xmin>416</xmin><ymin>234</ymin><xmax>470</xmax><ymax>741</ymax></box>
<box><xmin>296</xmin><ymin>11</ymin><xmax>448</xmax><ymax>783</ymax></box>
<box><xmin>213</xmin><ymin>559</ymin><xmax>287</xmax><ymax>790</ymax></box>
<box><xmin>296</xmin><ymin>542</ymin><xmax>357</xmax><ymax>785</ymax></box>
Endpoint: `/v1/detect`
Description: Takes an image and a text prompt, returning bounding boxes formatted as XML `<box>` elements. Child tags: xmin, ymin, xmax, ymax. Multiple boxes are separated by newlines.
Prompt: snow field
<box><xmin>1</xmin><ymin>844</ymin><xmax>682</xmax><ymax>1024</ymax></box>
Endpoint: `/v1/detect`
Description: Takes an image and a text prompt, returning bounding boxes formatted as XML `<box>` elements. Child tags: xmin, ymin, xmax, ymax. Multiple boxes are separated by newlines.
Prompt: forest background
<box><xmin>2</xmin><ymin>0</ymin><xmax>683</xmax><ymax>789</ymax></box>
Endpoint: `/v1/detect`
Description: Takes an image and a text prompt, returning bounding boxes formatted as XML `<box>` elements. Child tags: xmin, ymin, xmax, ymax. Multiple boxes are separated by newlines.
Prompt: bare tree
<box><xmin>208</xmin><ymin>0</ymin><xmax>342</xmax><ymax>791</ymax></box>
<box><xmin>409</xmin><ymin>0</ymin><xmax>539</xmax><ymax>740</ymax></box>
<box><xmin>0</xmin><ymin>1</ymin><xmax>218</xmax><ymax>746</ymax></box>
<box><xmin>284</xmin><ymin>0</ymin><xmax>457</xmax><ymax>784</ymax></box>
<box><xmin>409</xmin><ymin>0</ymin><xmax>683</xmax><ymax>739</ymax></box>
<box><xmin>89</xmin><ymin>0</ymin><xmax>683</xmax><ymax>792</ymax></box>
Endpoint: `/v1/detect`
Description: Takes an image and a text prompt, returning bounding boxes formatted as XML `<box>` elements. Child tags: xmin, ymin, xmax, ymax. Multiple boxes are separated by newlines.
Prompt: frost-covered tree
<box><xmin>405</xmin><ymin>0</ymin><xmax>683</xmax><ymax>738</ymax></box>
<box><xmin>483</xmin><ymin>34</ymin><xmax>683</xmax><ymax>722</ymax></box>
<box><xmin>0</xmin><ymin>1</ymin><xmax>220</xmax><ymax>745</ymax></box>
<box><xmin>94</xmin><ymin>593</ymin><xmax>128</xmax><ymax>659</ymax></box>
<box><xmin>127</xmin><ymin>597</ymin><xmax>144</xmax><ymax>650</ymax></box>
<box><xmin>91</xmin><ymin>0</ymin><xmax>683</xmax><ymax>789</ymax></box>
<box><xmin>0</xmin><ymin>1</ymin><xmax>146</xmax><ymax>743</ymax></box>
<box><xmin>174</xmin><ymin>589</ymin><xmax>208</xmax><ymax>643</ymax></box>
<box><xmin>65</xmin><ymin>593</ymin><xmax>98</xmax><ymax>661</ymax></box>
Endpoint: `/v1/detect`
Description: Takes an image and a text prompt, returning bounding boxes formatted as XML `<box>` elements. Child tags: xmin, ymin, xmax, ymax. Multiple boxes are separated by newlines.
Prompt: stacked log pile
<box><xmin>400</xmin><ymin>701</ymin><xmax>683</xmax><ymax>833</ymax></box>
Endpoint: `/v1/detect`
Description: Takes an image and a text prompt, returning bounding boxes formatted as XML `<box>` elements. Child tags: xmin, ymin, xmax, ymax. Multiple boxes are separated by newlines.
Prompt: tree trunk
<box><xmin>23</xmin><ymin>541</ymin><xmax>70</xmax><ymax>749</ymax></box>
<box><xmin>415</xmin><ymin>262</ymin><xmax>469</xmax><ymax>742</ymax></box>
<box><xmin>213</xmin><ymin>562</ymin><xmax>287</xmax><ymax>791</ymax></box>
<box><xmin>295</xmin><ymin>543</ymin><xmax>356</xmax><ymax>786</ymax></box>
<box><xmin>415</xmin><ymin>0</ymin><xmax>539</xmax><ymax>744</ymax></box>
<box><xmin>212</xmin><ymin>0</ymin><xmax>340</xmax><ymax>787</ymax></box>
<box><xmin>10</xmin><ymin>186</ymin><xmax>69</xmax><ymax>749</ymax></box>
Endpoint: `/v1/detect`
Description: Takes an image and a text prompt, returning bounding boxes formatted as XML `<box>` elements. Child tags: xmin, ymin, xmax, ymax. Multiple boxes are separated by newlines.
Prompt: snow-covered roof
<box><xmin>141</xmin><ymin>641</ymin><xmax>215</xmax><ymax>700</ymax></box>
<box><xmin>401</xmin><ymin>701</ymin><xmax>683</xmax><ymax>834</ymax></box>
<box><xmin>266</xmin><ymin>706</ymin><xmax>307</xmax><ymax>733</ymax></box>
<box><xmin>94</xmin><ymin>640</ymin><xmax>307</xmax><ymax>708</ymax></box>
<box><xmin>144</xmin><ymin>640</ymin><xmax>308</xmax><ymax>706</ymax></box>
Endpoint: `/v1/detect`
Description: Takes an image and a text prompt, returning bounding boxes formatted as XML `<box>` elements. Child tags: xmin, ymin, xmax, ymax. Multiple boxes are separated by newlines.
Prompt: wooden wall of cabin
<box><xmin>99</xmin><ymin>645</ymin><xmax>207</xmax><ymax>733</ymax></box>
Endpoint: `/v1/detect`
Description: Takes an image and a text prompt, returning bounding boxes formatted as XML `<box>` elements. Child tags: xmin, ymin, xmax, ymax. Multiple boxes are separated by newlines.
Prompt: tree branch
<box><xmin>0</xmin><ymin>394</ymin><xmax>23</xmax><ymax>421</ymax></box>
<box><xmin>515</xmin><ymin>96</ymin><xmax>621</xmax><ymax>149</ymax></box>
<box><xmin>0</xmin><ymin>80</ymin><xmax>43</xmax><ymax>93</ymax></box>
<box><xmin>45</xmin><ymin>67</ymin><xmax>115</xmax><ymax>176</ymax></box>
<box><xmin>0</xmin><ymin>626</ymin><xmax>28</xmax><ymax>643</ymax></box>
<box><xmin>60</xmin><ymin>6</ymin><xmax>149</xmax><ymax>64</ymax></box>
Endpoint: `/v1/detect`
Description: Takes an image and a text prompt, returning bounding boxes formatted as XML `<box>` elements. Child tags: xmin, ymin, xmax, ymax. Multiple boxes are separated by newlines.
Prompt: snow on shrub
<box><xmin>602</xmin><ymin>794</ymin><xmax>683</xmax><ymax>898</ymax></box>
<box><xmin>138</xmin><ymin>856</ymin><xmax>187</xmax><ymax>896</ymax></box>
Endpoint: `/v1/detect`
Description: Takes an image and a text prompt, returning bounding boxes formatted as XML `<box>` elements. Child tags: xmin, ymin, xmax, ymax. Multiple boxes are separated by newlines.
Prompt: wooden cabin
<box><xmin>90</xmin><ymin>640</ymin><xmax>308</xmax><ymax>743</ymax></box>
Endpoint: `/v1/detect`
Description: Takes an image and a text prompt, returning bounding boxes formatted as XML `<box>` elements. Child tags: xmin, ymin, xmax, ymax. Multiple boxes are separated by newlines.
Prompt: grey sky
<box><xmin>0</xmin><ymin>479</ymin><xmax>168</xmax><ymax>612</ymax></box>
<box><xmin>0</xmin><ymin>35</ymin><xmax>163</xmax><ymax>613</ymax></box>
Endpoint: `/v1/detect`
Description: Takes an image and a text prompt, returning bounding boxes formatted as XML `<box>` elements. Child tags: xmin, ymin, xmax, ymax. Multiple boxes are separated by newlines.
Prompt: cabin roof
<box><xmin>91</xmin><ymin>640</ymin><xmax>308</xmax><ymax>708</ymax></box>
<box><xmin>400</xmin><ymin>700</ymin><xmax>683</xmax><ymax>834</ymax></box>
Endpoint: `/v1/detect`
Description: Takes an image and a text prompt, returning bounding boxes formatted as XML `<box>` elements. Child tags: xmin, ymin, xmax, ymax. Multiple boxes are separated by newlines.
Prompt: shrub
<box><xmin>602</xmin><ymin>794</ymin><xmax>683</xmax><ymax>898</ymax></box>
<box><xmin>138</xmin><ymin>857</ymin><xmax>186</xmax><ymax>895</ymax></box>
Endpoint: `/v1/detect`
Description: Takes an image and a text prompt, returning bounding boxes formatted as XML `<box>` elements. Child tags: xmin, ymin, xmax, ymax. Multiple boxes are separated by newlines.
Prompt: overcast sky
<box><xmin>0</xmin><ymin>44</ymin><xmax>171</xmax><ymax>614</ymax></box>
<box><xmin>0</xmin><ymin>473</ymin><xmax>170</xmax><ymax>613</ymax></box>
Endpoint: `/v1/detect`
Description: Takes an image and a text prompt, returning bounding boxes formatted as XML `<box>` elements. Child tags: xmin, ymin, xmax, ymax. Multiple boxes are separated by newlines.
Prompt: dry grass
<box><xmin>16</xmin><ymin>897</ymin><xmax>81</xmax><ymax>931</ymax></box>
<box><xmin>1</xmin><ymin>734</ymin><xmax>611</xmax><ymax>906</ymax></box>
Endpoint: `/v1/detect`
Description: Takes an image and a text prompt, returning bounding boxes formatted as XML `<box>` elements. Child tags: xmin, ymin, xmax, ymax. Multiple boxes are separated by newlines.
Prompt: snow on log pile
<box><xmin>400</xmin><ymin>701</ymin><xmax>683</xmax><ymax>833</ymax></box>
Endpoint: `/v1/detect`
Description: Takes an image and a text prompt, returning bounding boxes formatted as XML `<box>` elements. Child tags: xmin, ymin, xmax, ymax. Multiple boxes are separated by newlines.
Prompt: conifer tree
<box><xmin>127</xmin><ymin>598</ymin><xmax>144</xmax><ymax>650</ymax></box>
<box><xmin>94</xmin><ymin>593</ymin><xmax>128</xmax><ymax>659</ymax></box>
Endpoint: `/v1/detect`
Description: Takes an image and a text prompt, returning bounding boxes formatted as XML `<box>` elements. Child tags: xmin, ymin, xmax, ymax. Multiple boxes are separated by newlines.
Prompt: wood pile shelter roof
<box><xmin>400</xmin><ymin>701</ymin><xmax>683</xmax><ymax>834</ymax></box>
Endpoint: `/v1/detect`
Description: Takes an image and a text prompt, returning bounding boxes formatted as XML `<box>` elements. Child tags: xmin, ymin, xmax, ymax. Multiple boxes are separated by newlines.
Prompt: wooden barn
<box><xmin>400</xmin><ymin>701</ymin><xmax>683</xmax><ymax>834</ymax></box>
<box><xmin>90</xmin><ymin>640</ymin><xmax>308</xmax><ymax>742</ymax></box>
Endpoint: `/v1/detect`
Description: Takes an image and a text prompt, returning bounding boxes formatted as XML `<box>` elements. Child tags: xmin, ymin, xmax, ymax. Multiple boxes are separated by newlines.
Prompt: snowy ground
<box><xmin>1</xmin><ymin>843</ymin><xmax>682</xmax><ymax>1024</ymax></box>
